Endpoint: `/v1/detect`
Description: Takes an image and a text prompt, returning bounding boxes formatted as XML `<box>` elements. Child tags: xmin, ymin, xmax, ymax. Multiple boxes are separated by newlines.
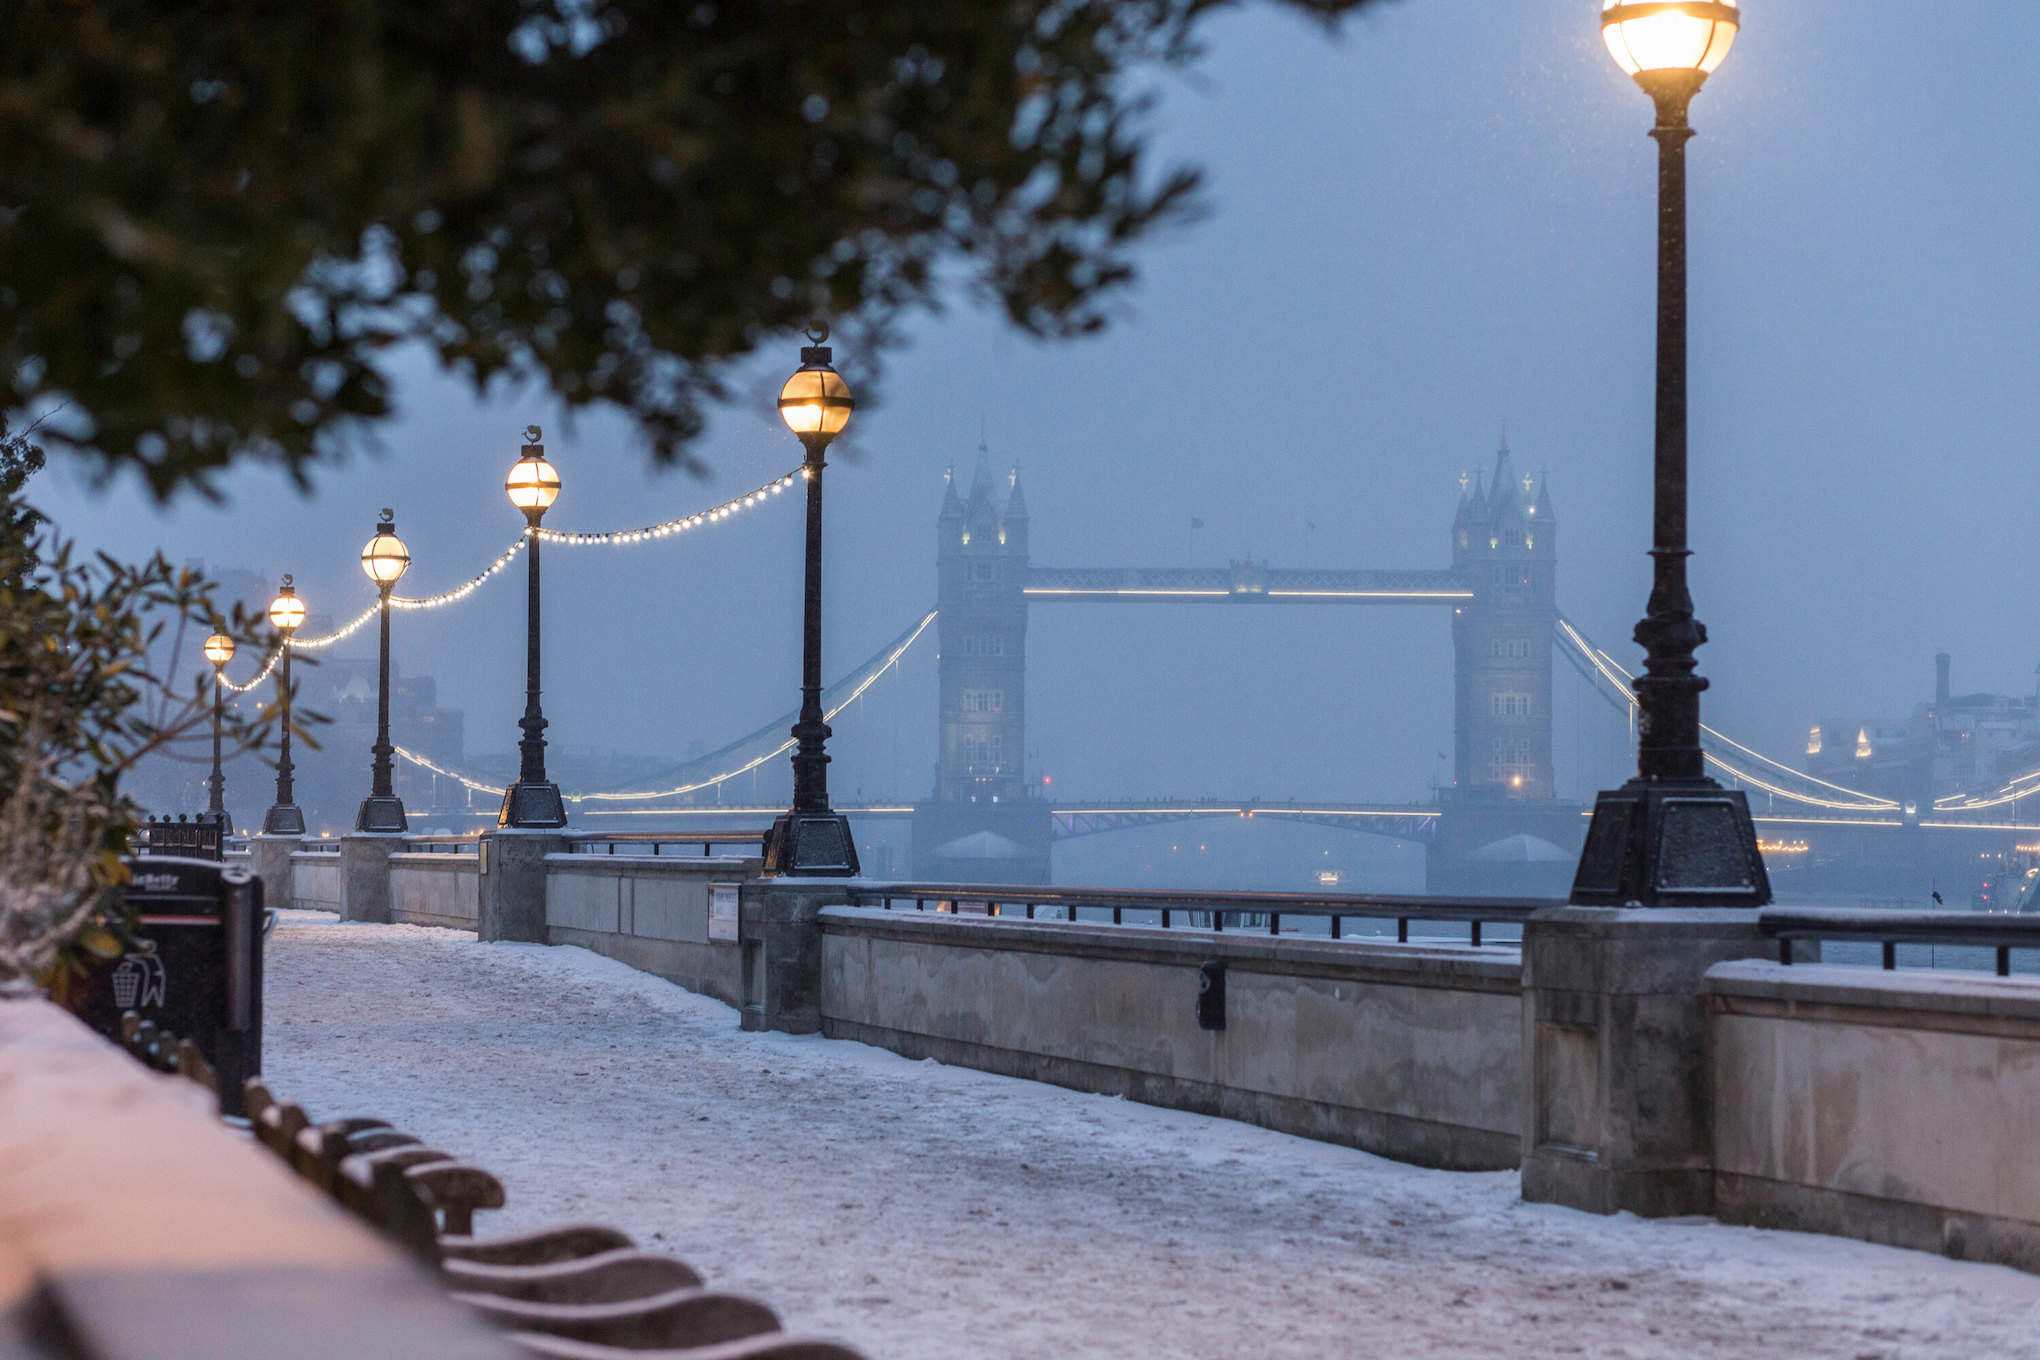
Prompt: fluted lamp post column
<box><xmin>261</xmin><ymin>576</ymin><xmax>307</xmax><ymax>835</ymax></box>
<box><xmin>355</xmin><ymin>509</ymin><xmax>411</xmax><ymax>833</ymax></box>
<box><xmin>500</xmin><ymin>426</ymin><xmax>568</xmax><ymax>828</ymax></box>
<box><xmin>1570</xmin><ymin>0</ymin><xmax>1769</xmax><ymax>906</ymax></box>
<box><xmin>202</xmin><ymin>628</ymin><xmax>236</xmax><ymax>833</ymax></box>
<box><xmin>764</xmin><ymin>323</ymin><xmax>861</xmax><ymax>876</ymax></box>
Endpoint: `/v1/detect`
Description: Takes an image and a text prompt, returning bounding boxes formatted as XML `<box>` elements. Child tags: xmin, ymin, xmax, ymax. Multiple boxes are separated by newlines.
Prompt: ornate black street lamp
<box><xmin>1571</xmin><ymin>1</ymin><xmax>1770</xmax><ymax>907</ymax></box>
<box><xmin>261</xmin><ymin>576</ymin><xmax>307</xmax><ymax>835</ymax></box>
<box><xmin>202</xmin><ymin>627</ymin><xmax>236</xmax><ymax>832</ymax></box>
<box><xmin>500</xmin><ymin>427</ymin><xmax>568</xmax><ymax>827</ymax></box>
<box><xmin>764</xmin><ymin>324</ymin><xmax>860</xmax><ymax>876</ymax></box>
<box><xmin>356</xmin><ymin>509</ymin><xmax>411</xmax><ymax>833</ymax></box>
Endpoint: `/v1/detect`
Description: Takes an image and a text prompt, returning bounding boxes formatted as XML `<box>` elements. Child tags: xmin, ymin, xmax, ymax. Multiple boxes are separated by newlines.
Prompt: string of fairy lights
<box><xmin>535</xmin><ymin>471</ymin><xmax>802</xmax><ymax>547</ymax></box>
<box><xmin>209</xmin><ymin>466</ymin><xmax>802</xmax><ymax>697</ymax></box>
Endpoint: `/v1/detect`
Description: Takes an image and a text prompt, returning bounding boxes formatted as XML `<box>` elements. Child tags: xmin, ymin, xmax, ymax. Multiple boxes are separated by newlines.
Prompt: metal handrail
<box><xmin>844</xmin><ymin>881</ymin><xmax>1553</xmax><ymax>945</ymax></box>
<box><xmin>404</xmin><ymin>833</ymin><xmax>481</xmax><ymax>855</ymax></box>
<box><xmin>1762</xmin><ymin>907</ymin><xmax>2040</xmax><ymax>977</ymax></box>
<box><xmin>567</xmin><ymin>831</ymin><xmax>764</xmax><ymax>858</ymax></box>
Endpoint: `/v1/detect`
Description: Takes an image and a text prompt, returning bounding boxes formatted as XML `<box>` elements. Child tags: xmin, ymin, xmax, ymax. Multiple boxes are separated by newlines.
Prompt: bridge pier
<box><xmin>911</xmin><ymin>799</ymin><xmax>1053</xmax><ymax>885</ymax></box>
<box><xmin>1427</xmin><ymin>796</ymin><xmax>1586</xmax><ymax>898</ymax></box>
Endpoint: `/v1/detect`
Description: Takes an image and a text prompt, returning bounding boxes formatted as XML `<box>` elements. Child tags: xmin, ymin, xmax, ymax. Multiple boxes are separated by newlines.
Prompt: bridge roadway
<box><xmin>1023</xmin><ymin>563</ymin><xmax>1472</xmax><ymax>602</ymax></box>
<box><xmin>264</xmin><ymin>911</ymin><xmax>2040</xmax><ymax>1360</ymax></box>
<box><xmin>581</xmin><ymin>800</ymin><xmax>2040</xmax><ymax>842</ymax></box>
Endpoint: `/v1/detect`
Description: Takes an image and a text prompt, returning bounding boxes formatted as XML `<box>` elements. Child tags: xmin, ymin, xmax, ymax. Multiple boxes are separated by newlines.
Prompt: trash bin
<box><xmin>70</xmin><ymin>856</ymin><xmax>265</xmax><ymax>1115</ymax></box>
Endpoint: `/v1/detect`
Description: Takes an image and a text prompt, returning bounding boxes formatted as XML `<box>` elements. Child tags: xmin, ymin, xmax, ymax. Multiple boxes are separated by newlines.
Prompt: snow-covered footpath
<box><xmin>264</xmin><ymin>913</ymin><xmax>2040</xmax><ymax>1360</ymax></box>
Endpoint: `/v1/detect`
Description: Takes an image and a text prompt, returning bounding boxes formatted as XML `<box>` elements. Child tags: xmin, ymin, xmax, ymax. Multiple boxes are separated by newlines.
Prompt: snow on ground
<box><xmin>264</xmin><ymin>913</ymin><xmax>2040</xmax><ymax>1360</ymax></box>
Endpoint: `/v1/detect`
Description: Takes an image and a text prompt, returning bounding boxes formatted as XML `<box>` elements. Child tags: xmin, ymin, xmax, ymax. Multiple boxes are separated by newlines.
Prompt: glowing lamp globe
<box><xmin>203</xmin><ymin>631</ymin><xmax>236</xmax><ymax>666</ymax></box>
<box><xmin>507</xmin><ymin>454</ymin><xmax>560</xmax><ymax>513</ymax></box>
<box><xmin>778</xmin><ymin>333</ymin><xmax>855</xmax><ymax>439</ymax></box>
<box><xmin>1601</xmin><ymin>0</ymin><xmax>1738</xmax><ymax>77</ymax></box>
<box><xmin>268</xmin><ymin>579</ymin><xmax>306</xmax><ymax>632</ymax></box>
<box><xmin>361</xmin><ymin>512</ymin><xmax>411</xmax><ymax>587</ymax></box>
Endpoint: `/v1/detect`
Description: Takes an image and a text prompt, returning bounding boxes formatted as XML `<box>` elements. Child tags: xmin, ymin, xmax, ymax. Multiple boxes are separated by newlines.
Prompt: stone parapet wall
<box><xmin>388</xmin><ymin>852</ymin><xmax>480</xmax><ymax>929</ymax></box>
<box><xmin>817</xmin><ymin>905</ymin><xmax>1524</xmax><ymax>1170</ymax></box>
<box><xmin>256</xmin><ymin>841</ymin><xmax>2040</xmax><ymax>1276</ymax></box>
<box><xmin>544</xmin><ymin>853</ymin><xmax>756</xmax><ymax>1008</ymax></box>
<box><xmin>288</xmin><ymin>851</ymin><xmax>342</xmax><ymax>913</ymax></box>
<box><xmin>1707</xmin><ymin>960</ymin><xmax>2040</xmax><ymax>1272</ymax></box>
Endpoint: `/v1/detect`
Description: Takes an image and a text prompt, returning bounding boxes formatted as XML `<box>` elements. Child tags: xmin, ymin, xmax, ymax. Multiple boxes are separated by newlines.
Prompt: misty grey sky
<box><xmin>30</xmin><ymin>0</ymin><xmax>2040</xmax><ymax>810</ymax></box>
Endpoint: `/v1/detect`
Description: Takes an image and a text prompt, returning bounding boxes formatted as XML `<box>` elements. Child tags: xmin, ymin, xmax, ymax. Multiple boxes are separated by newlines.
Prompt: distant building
<box><xmin>296</xmin><ymin>658</ymin><xmax>469</xmax><ymax>829</ymax></box>
<box><xmin>1806</xmin><ymin>652</ymin><xmax>2040</xmax><ymax>806</ymax></box>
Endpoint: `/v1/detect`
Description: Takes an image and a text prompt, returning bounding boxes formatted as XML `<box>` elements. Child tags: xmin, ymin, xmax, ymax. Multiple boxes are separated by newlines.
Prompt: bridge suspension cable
<box><xmin>1933</xmin><ymin>769</ymin><xmax>2040</xmax><ymax>812</ymax></box>
<box><xmin>394</xmin><ymin>609</ymin><xmax>940</xmax><ymax>802</ymax></box>
<box><xmin>1552</xmin><ymin>614</ymin><xmax>1900</xmax><ymax>812</ymax></box>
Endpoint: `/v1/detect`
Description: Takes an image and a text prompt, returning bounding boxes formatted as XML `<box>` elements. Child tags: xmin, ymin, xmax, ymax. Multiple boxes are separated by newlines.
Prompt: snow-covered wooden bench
<box><xmin>243</xmin><ymin>1078</ymin><xmax>870</xmax><ymax>1359</ymax></box>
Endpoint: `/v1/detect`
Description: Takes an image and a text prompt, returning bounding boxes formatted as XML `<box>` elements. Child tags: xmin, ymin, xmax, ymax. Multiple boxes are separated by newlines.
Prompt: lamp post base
<box><xmin>762</xmin><ymin>811</ymin><xmax>860</xmax><ymax>877</ymax></box>
<box><xmin>261</xmin><ymin>803</ymin><xmax>306</xmax><ymax>836</ymax></box>
<box><xmin>499</xmin><ymin>780</ymin><xmax>568</xmax><ymax>829</ymax></box>
<box><xmin>354</xmin><ymin>794</ymin><xmax>409</xmax><ymax>834</ymax></box>
<box><xmin>1569</xmin><ymin>778</ymin><xmax>1770</xmax><ymax>908</ymax></box>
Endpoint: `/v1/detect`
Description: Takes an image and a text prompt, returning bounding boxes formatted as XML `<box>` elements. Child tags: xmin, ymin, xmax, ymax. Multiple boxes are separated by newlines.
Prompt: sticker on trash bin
<box><xmin>709</xmin><ymin>883</ymin><xmax>739</xmax><ymax>942</ymax></box>
<box><xmin>111</xmin><ymin>943</ymin><xmax>167</xmax><ymax>1010</ymax></box>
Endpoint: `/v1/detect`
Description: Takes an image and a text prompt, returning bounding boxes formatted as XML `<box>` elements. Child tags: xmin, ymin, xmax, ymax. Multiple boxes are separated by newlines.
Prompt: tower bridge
<box><xmin>381</xmin><ymin>439</ymin><xmax>2040</xmax><ymax>900</ymax></box>
<box><xmin>916</xmin><ymin>440</ymin><xmax>1575</xmax><ymax>890</ymax></box>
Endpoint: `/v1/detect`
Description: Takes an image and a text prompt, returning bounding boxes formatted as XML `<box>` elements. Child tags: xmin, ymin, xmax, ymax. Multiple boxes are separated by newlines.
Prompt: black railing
<box><xmin>843</xmin><ymin>881</ymin><xmax>1554</xmax><ymax>946</ymax></box>
<box><xmin>1762</xmin><ymin>907</ymin><xmax>2040</xmax><ymax>978</ymax></box>
<box><xmin>140</xmin><ymin>814</ymin><xmax>226</xmax><ymax>861</ymax></box>
<box><xmin>568</xmin><ymin>831</ymin><xmax>765</xmax><ymax>858</ymax></box>
<box><xmin>404</xmin><ymin>834</ymin><xmax>480</xmax><ymax>856</ymax></box>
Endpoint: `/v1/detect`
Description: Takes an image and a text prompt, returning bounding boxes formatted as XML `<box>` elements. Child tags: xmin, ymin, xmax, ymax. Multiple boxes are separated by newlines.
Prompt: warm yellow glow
<box><xmin>361</xmin><ymin>527</ymin><xmax>411</xmax><ymax>586</ymax></box>
<box><xmin>203</xmin><ymin>632</ymin><xmax>236</xmax><ymax>666</ymax></box>
<box><xmin>1757</xmin><ymin>838</ymin><xmax>1810</xmax><ymax>856</ymax></box>
<box><xmin>1601</xmin><ymin>1</ymin><xmax>1738</xmax><ymax>76</ymax></box>
<box><xmin>1806</xmin><ymin>724</ymin><xmax>1822</xmax><ymax>756</ymax></box>
<box><xmin>1855</xmin><ymin>728</ymin><xmax>1873</xmax><ymax>759</ymax></box>
<box><xmin>506</xmin><ymin>455</ymin><xmax>560</xmax><ymax>511</ymax></box>
<box><xmin>268</xmin><ymin>583</ymin><xmax>306</xmax><ymax>632</ymax></box>
<box><xmin>778</xmin><ymin>365</ymin><xmax>854</xmax><ymax>437</ymax></box>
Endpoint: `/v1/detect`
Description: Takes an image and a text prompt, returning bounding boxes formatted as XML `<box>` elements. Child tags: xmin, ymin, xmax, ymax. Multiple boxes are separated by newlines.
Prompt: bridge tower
<box><xmin>911</xmin><ymin>449</ymin><xmax>1053</xmax><ymax>882</ymax></box>
<box><xmin>1453</xmin><ymin>439</ymin><xmax>1556</xmax><ymax>799</ymax></box>
<box><xmin>1433</xmin><ymin>440</ymin><xmax>1581</xmax><ymax>893</ymax></box>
